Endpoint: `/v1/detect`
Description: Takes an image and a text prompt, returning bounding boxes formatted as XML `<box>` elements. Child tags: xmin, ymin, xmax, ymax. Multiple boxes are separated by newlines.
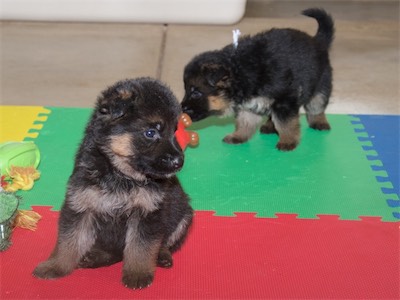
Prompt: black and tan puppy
<box><xmin>182</xmin><ymin>8</ymin><xmax>334</xmax><ymax>151</ymax></box>
<box><xmin>33</xmin><ymin>78</ymin><xmax>193</xmax><ymax>289</ymax></box>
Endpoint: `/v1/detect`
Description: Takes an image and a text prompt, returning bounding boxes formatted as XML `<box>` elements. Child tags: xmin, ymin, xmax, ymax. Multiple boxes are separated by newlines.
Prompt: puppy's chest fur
<box><xmin>239</xmin><ymin>96</ymin><xmax>275</xmax><ymax>115</ymax></box>
<box><xmin>68</xmin><ymin>184</ymin><xmax>164</xmax><ymax>217</ymax></box>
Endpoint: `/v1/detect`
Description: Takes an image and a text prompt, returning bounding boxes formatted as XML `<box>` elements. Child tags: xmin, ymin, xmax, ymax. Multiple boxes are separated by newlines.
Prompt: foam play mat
<box><xmin>1</xmin><ymin>105</ymin><xmax>399</xmax><ymax>299</ymax></box>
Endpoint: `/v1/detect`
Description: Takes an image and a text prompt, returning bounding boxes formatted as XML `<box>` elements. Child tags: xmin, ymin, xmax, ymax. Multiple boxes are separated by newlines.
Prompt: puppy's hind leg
<box><xmin>271</xmin><ymin>112</ymin><xmax>301</xmax><ymax>151</ymax></box>
<box><xmin>223</xmin><ymin>110</ymin><xmax>263</xmax><ymax>144</ymax></box>
<box><xmin>157</xmin><ymin>246</ymin><xmax>174</xmax><ymax>268</ymax></box>
<box><xmin>158</xmin><ymin>209</ymin><xmax>193</xmax><ymax>269</ymax></box>
<box><xmin>304</xmin><ymin>93</ymin><xmax>331</xmax><ymax>131</ymax></box>
<box><xmin>305</xmin><ymin>67</ymin><xmax>332</xmax><ymax>131</ymax></box>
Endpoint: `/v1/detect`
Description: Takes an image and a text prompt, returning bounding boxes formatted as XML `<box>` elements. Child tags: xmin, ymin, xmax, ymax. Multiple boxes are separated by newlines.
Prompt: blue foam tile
<box><xmin>387</xmin><ymin>199</ymin><xmax>400</xmax><ymax>207</ymax></box>
<box><xmin>354</xmin><ymin>115</ymin><xmax>400</xmax><ymax>218</ymax></box>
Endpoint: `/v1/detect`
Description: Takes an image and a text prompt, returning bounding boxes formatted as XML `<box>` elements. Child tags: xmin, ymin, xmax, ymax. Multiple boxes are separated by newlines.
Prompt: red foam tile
<box><xmin>1</xmin><ymin>207</ymin><xmax>399</xmax><ymax>299</ymax></box>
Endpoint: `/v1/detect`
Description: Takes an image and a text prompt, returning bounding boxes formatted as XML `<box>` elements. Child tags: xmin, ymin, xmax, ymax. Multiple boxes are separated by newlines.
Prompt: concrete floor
<box><xmin>1</xmin><ymin>0</ymin><xmax>399</xmax><ymax>115</ymax></box>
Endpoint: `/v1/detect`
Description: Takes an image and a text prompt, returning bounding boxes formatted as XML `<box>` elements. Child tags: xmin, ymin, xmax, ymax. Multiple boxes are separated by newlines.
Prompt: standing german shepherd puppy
<box><xmin>182</xmin><ymin>8</ymin><xmax>334</xmax><ymax>151</ymax></box>
<box><xmin>33</xmin><ymin>78</ymin><xmax>193</xmax><ymax>289</ymax></box>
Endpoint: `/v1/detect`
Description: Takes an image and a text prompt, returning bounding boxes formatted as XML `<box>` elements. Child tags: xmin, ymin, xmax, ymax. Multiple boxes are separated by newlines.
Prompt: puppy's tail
<box><xmin>302</xmin><ymin>8</ymin><xmax>334</xmax><ymax>50</ymax></box>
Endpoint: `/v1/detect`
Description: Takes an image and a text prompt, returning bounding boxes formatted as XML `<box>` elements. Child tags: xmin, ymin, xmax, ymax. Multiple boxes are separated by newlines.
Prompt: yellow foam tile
<box><xmin>0</xmin><ymin>106</ymin><xmax>50</xmax><ymax>142</ymax></box>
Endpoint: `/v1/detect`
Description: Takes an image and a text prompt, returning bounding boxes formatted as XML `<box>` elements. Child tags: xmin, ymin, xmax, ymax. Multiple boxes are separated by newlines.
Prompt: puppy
<box><xmin>33</xmin><ymin>78</ymin><xmax>193</xmax><ymax>289</ymax></box>
<box><xmin>181</xmin><ymin>8</ymin><xmax>334</xmax><ymax>151</ymax></box>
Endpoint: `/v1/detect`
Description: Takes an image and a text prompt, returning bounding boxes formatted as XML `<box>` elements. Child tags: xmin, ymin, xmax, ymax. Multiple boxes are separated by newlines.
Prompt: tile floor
<box><xmin>1</xmin><ymin>0</ymin><xmax>399</xmax><ymax>115</ymax></box>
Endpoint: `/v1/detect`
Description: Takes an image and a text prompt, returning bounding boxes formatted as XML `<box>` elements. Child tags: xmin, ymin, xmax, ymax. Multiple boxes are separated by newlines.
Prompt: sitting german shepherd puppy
<box><xmin>33</xmin><ymin>78</ymin><xmax>193</xmax><ymax>289</ymax></box>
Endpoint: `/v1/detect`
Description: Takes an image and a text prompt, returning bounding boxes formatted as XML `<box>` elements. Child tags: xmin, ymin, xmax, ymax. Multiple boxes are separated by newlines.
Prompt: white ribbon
<box><xmin>1</xmin><ymin>224</ymin><xmax>5</xmax><ymax>240</ymax></box>
<box><xmin>232</xmin><ymin>29</ymin><xmax>241</xmax><ymax>49</ymax></box>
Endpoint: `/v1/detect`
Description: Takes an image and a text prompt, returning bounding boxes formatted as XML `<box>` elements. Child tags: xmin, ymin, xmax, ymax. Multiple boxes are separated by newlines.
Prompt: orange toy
<box><xmin>175</xmin><ymin>113</ymin><xmax>199</xmax><ymax>150</ymax></box>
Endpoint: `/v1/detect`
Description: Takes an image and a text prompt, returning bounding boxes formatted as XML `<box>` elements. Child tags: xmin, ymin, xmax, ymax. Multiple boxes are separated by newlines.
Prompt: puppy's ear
<box><xmin>202</xmin><ymin>63</ymin><xmax>231</xmax><ymax>88</ymax></box>
<box><xmin>97</xmin><ymin>88</ymin><xmax>139</xmax><ymax>120</ymax></box>
<box><xmin>98</xmin><ymin>102</ymin><xmax>125</xmax><ymax>120</ymax></box>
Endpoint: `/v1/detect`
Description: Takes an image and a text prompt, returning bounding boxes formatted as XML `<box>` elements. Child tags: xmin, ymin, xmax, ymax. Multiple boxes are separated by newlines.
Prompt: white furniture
<box><xmin>0</xmin><ymin>0</ymin><xmax>247</xmax><ymax>24</ymax></box>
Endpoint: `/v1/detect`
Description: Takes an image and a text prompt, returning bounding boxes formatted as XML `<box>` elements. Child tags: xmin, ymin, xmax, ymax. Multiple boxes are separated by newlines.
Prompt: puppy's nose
<box><xmin>182</xmin><ymin>105</ymin><xmax>194</xmax><ymax>116</ymax></box>
<box><xmin>162</xmin><ymin>155</ymin><xmax>184</xmax><ymax>170</ymax></box>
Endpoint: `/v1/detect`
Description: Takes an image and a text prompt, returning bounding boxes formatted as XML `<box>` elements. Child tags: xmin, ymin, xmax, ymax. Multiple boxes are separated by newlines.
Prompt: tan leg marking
<box><xmin>122</xmin><ymin>216</ymin><xmax>161</xmax><ymax>289</ymax></box>
<box><xmin>305</xmin><ymin>93</ymin><xmax>331</xmax><ymax>130</ymax></box>
<box><xmin>223</xmin><ymin>110</ymin><xmax>262</xmax><ymax>144</ymax></box>
<box><xmin>272</xmin><ymin>114</ymin><xmax>301</xmax><ymax>151</ymax></box>
<box><xmin>307</xmin><ymin>113</ymin><xmax>331</xmax><ymax>131</ymax></box>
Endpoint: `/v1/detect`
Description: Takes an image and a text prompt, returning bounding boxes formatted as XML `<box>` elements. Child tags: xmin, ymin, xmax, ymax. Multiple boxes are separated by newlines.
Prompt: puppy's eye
<box><xmin>99</xmin><ymin>107</ymin><xmax>108</xmax><ymax>114</ymax></box>
<box><xmin>191</xmin><ymin>90</ymin><xmax>202</xmax><ymax>100</ymax></box>
<box><xmin>144</xmin><ymin>129</ymin><xmax>159</xmax><ymax>139</ymax></box>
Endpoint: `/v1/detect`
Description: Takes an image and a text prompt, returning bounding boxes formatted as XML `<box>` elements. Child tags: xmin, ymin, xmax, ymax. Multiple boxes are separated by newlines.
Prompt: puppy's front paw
<box><xmin>276</xmin><ymin>141</ymin><xmax>298</xmax><ymax>151</ymax></box>
<box><xmin>223</xmin><ymin>134</ymin><xmax>246</xmax><ymax>144</ymax></box>
<box><xmin>33</xmin><ymin>261</ymin><xmax>71</xmax><ymax>279</ymax></box>
<box><xmin>122</xmin><ymin>271</ymin><xmax>154</xmax><ymax>289</ymax></box>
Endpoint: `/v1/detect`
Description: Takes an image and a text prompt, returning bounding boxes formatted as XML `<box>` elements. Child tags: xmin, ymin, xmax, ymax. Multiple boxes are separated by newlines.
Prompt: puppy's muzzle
<box><xmin>182</xmin><ymin>105</ymin><xmax>194</xmax><ymax>117</ymax></box>
<box><xmin>181</xmin><ymin>95</ymin><xmax>210</xmax><ymax>122</ymax></box>
<box><xmin>182</xmin><ymin>105</ymin><xmax>208</xmax><ymax>122</ymax></box>
<box><xmin>161</xmin><ymin>154</ymin><xmax>184</xmax><ymax>171</ymax></box>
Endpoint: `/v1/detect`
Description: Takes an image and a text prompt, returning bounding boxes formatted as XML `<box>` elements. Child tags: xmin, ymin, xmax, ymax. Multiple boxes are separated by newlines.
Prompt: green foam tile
<box><xmin>17</xmin><ymin>108</ymin><xmax>395</xmax><ymax>221</ymax></box>
<box><xmin>19</xmin><ymin>107</ymin><xmax>91</xmax><ymax>210</ymax></box>
<box><xmin>179</xmin><ymin>115</ymin><xmax>396</xmax><ymax>221</ymax></box>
